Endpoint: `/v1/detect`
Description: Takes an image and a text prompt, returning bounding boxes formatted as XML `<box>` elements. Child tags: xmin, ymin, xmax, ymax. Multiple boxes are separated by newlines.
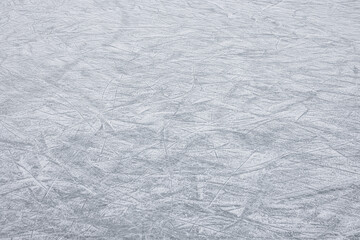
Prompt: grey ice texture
<box><xmin>0</xmin><ymin>0</ymin><xmax>360</xmax><ymax>239</ymax></box>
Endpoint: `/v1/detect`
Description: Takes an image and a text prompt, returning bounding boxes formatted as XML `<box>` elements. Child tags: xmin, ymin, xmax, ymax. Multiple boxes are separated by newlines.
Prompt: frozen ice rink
<box><xmin>1</xmin><ymin>0</ymin><xmax>360</xmax><ymax>239</ymax></box>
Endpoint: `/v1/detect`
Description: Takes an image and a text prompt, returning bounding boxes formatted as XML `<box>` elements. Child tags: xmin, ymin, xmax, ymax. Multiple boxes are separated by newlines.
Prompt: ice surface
<box><xmin>1</xmin><ymin>0</ymin><xmax>360</xmax><ymax>239</ymax></box>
